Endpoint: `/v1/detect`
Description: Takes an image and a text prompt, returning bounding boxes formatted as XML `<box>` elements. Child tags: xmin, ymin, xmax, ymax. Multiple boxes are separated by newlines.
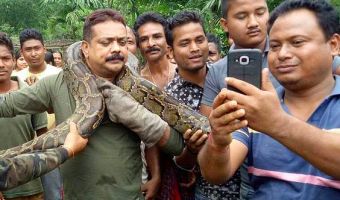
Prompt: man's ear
<box><xmin>81</xmin><ymin>41</ymin><xmax>89</xmax><ymax>59</ymax></box>
<box><xmin>329</xmin><ymin>33</ymin><xmax>340</xmax><ymax>57</ymax></box>
<box><xmin>168</xmin><ymin>46</ymin><xmax>174</xmax><ymax>60</ymax></box>
<box><xmin>220</xmin><ymin>18</ymin><xmax>229</xmax><ymax>33</ymax></box>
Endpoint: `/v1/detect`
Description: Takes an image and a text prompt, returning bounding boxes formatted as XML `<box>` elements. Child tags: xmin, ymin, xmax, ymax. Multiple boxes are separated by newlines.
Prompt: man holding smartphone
<box><xmin>199</xmin><ymin>0</ymin><xmax>274</xmax><ymax>198</ymax></box>
<box><xmin>198</xmin><ymin>0</ymin><xmax>340</xmax><ymax>199</ymax></box>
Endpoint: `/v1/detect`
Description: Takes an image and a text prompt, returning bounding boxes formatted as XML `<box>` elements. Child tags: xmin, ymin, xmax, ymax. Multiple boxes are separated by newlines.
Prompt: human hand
<box><xmin>209</xmin><ymin>88</ymin><xmax>247</xmax><ymax>148</ymax></box>
<box><xmin>0</xmin><ymin>192</ymin><xmax>5</xmax><ymax>200</ymax></box>
<box><xmin>179</xmin><ymin>171</ymin><xmax>196</xmax><ymax>188</ymax></box>
<box><xmin>141</xmin><ymin>177</ymin><xmax>161</xmax><ymax>200</ymax></box>
<box><xmin>224</xmin><ymin>68</ymin><xmax>284</xmax><ymax>134</ymax></box>
<box><xmin>25</xmin><ymin>75</ymin><xmax>39</xmax><ymax>86</ymax></box>
<box><xmin>183</xmin><ymin>129</ymin><xmax>208</xmax><ymax>154</ymax></box>
<box><xmin>63</xmin><ymin>122</ymin><xmax>88</xmax><ymax>157</ymax></box>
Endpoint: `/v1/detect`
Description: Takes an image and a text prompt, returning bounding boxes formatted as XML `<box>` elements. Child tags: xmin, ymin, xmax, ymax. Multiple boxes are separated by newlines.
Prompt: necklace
<box><xmin>147</xmin><ymin>63</ymin><xmax>171</xmax><ymax>88</ymax></box>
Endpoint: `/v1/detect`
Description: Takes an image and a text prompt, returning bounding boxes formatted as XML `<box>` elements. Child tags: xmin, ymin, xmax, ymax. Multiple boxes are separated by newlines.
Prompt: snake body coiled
<box><xmin>0</xmin><ymin>42</ymin><xmax>210</xmax><ymax>158</ymax></box>
<box><xmin>0</xmin><ymin>42</ymin><xmax>105</xmax><ymax>158</ymax></box>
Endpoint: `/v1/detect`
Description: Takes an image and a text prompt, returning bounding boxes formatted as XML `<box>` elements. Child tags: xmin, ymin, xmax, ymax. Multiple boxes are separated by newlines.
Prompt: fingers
<box><xmin>262</xmin><ymin>68</ymin><xmax>276</xmax><ymax>92</ymax></box>
<box><xmin>212</xmin><ymin>100</ymin><xmax>238</xmax><ymax>119</ymax></box>
<box><xmin>69</xmin><ymin>121</ymin><xmax>78</xmax><ymax>134</ymax></box>
<box><xmin>225</xmin><ymin>77</ymin><xmax>259</xmax><ymax>96</ymax></box>
<box><xmin>212</xmin><ymin>88</ymin><xmax>228</xmax><ymax>109</ymax></box>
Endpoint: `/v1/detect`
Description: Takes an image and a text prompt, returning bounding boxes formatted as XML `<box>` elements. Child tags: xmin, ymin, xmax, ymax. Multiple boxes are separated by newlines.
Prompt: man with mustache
<box><xmin>134</xmin><ymin>12</ymin><xmax>177</xmax><ymax>89</ymax></box>
<box><xmin>0</xmin><ymin>9</ymin><xmax>184</xmax><ymax>199</ymax></box>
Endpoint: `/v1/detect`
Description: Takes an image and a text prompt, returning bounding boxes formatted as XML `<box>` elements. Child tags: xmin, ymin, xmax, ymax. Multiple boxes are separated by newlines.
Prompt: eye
<box><xmin>269</xmin><ymin>43</ymin><xmax>281</xmax><ymax>51</ymax></box>
<box><xmin>119</xmin><ymin>40</ymin><xmax>127</xmax><ymax>46</ymax></box>
<box><xmin>292</xmin><ymin>40</ymin><xmax>304</xmax><ymax>46</ymax></box>
<box><xmin>99</xmin><ymin>40</ymin><xmax>110</xmax><ymax>46</ymax></box>
<box><xmin>236</xmin><ymin>13</ymin><xmax>247</xmax><ymax>20</ymax></box>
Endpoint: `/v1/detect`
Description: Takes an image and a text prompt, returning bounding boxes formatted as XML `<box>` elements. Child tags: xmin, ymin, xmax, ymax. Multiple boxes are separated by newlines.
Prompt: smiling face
<box><xmin>137</xmin><ymin>22</ymin><xmax>168</xmax><ymax>62</ymax></box>
<box><xmin>0</xmin><ymin>45</ymin><xmax>15</xmax><ymax>83</ymax></box>
<box><xmin>221</xmin><ymin>0</ymin><xmax>268</xmax><ymax>49</ymax></box>
<box><xmin>82</xmin><ymin>20</ymin><xmax>128</xmax><ymax>80</ymax></box>
<box><xmin>171</xmin><ymin>22</ymin><xmax>208</xmax><ymax>72</ymax></box>
<box><xmin>268</xmin><ymin>9</ymin><xmax>338</xmax><ymax>90</ymax></box>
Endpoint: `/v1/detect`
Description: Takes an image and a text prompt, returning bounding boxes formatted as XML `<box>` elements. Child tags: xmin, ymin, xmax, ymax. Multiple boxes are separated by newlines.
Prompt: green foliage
<box><xmin>0</xmin><ymin>0</ymin><xmax>338</xmax><ymax>47</ymax></box>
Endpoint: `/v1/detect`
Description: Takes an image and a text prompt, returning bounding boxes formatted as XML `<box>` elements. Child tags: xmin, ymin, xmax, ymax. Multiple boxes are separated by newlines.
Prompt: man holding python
<box><xmin>0</xmin><ymin>9</ymin><xmax>189</xmax><ymax>199</ymax></box>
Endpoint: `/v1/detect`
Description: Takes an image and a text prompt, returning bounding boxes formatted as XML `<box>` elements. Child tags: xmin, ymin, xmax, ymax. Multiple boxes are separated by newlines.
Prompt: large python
<box><xmin>0</xmin><ymin>42</ymin><xmax>210</xmax><ymax>158</ymax></box>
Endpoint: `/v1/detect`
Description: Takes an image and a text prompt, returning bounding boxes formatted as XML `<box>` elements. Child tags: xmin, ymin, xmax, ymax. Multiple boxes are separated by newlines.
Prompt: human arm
<box><xmin>0</xmin><ymin>77</ymin><xmax>52</xmax><ymax>117</ymax></box>
<box><xmin>0</xmin><ymin>122</ymin><xmax>87</xmax><ymax>190</ymax></box>
<box><xmin>141</xmin><ymin>146</ymin><xmax>161</xmax><ymax>200</ymax></box>
<box><xmin>225</xmin><ymin>69</ymin><xmax>340</xmax><ymax>179</ymax></box>
<box><xmin>97</xmin><ymin>78</ymin><xmax>184</xmax><ymax>155</ymax></box>
<box><xmin>174</xmin><ymin>129</ymin><xmax>207</xmax><ymax>170</ymax></box>
<box><xmin>197</xmin><ymin>88</ymin><xmax>248</xmax><ymax>184</ymax></box>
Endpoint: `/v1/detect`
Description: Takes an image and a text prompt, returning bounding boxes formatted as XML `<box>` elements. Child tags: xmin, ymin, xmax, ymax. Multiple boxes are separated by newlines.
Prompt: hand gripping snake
<box><xmin>0</xmin><ymin>42</ymin><xmax>210</xmax><ymax>158</ymax></box>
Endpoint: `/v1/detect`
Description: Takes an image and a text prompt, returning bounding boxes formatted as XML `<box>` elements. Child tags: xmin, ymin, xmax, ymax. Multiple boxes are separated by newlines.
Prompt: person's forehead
<box><xmin>0</xmin><ymin>45</ymin><xmax>13</xmax><ymax>56</ymax></box>
<box><xmin>173</xmin><ymin>22</ymin><xmax>205</xmax><ymax>40</ymax></box>
<box><xmin>53</xmin><ymin>52</ymin><xmax>61</xmax><ymax>57</ymax></box>
<box><xmin>269</xmin><ymin>9</ymin><xmax>321</xmax><ymax>39</ymax></box>
<box><xmin>208</xmin><ymin>42</ymin><xmax>218</xmax><ymax>50</ymax></box>
<box><xmin>227</xmin><ymin>0</ymin><xmax>267</xmax><ymax>14</ymax></box>
<box><xmin>138</xmin><ymin>22</ymin><xmax>165</xmax><ymax>36</ymax></box>
<box><xmin>22</xmin><ymin>39</ymin><xmax>43</xmax><ymax>48</ymax></box>
<box><xmin>91</xmin><ymin>20</ymin><xmax>127</xmax><ymax>39</ymax></box>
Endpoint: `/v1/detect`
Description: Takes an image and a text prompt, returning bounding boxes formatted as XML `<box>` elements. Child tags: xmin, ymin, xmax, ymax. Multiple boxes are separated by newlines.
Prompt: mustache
<box><xmin>145</xmin><ymin>46</ymin><xmax>160</xmax><ymax>54</ymax></box>
<box><xmin>105</xmin><ymin>54</ymin><xmax>125</xmax><ymax>62</ymax></box>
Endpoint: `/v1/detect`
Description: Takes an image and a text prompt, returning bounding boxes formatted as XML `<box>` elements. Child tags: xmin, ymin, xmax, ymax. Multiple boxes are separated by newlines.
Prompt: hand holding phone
<box><xmin>227</xmin><ymin>49</ymin><xmax>262</xmax><ymax>92</ymax></box>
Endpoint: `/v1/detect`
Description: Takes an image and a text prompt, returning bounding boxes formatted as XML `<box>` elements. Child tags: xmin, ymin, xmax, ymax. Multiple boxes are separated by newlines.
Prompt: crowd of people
<box><xmin>0</xmin><ymin>0</ymin><xmax>340</xmax><ymax>199</ymax></box>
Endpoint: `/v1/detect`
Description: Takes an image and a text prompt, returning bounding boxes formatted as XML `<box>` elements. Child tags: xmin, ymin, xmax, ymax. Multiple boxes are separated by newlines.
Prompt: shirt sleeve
<box><xmin>232</xmin><ymin>127</ymin><xmax>250</xmax><ymax>149</ymax></box>
<box><xmin>202</xmin><ymin>57</ymin><xmax>229</xmax><ymax>108</ymax></box>
<box><xmin>0</xmin><ymin>147</ymin><xmax>68</xmax><ymax>190</ymax></box>
<box><xmin>0</xmin><ymin>76</ymin><xmax>52</xmax><ymax>117</ymax></box>
<box><xmin>31</xmin><ymin>112</ymin><xmax>48</xmax><ymax>131</ymax></box>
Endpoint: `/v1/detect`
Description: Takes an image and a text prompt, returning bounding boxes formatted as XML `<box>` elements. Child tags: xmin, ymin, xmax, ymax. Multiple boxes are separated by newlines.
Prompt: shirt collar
<box><xmin>174</xmin><ymin>65</ymin><xmax>209</xmax><ymax>87</ymax></box>
<box><xmin>277</xmin><ymin>75</ymin><xmax>340</xmax><ymax>101</ymax></box>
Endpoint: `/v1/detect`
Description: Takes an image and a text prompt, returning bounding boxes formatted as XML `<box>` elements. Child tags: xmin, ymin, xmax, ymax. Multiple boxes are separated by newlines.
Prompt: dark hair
<box><xmin>207</xmin><ymin>33</ymin><xmax>221</xmax><ymax>53</ymax></box>
<box><xmin>83</xmin><ymin>9</ymin><xmax>126</xmax><ymax>42</ymax></box>
<box><xmin>19</xmin><ymin>28</ymin><xmax>44</xmax><ymax>48</ymax></box>
<box><xmin>133</xmin><ymin>12</ymin><xmax>168</xmax><ymax>45</ymax></box>
<box><xmin>221</xmin><ymin>0</ymin><xmax>230</xmax><ymax>18</ymax></box>
<box><xmin>167</xmin><ymin>11</ymin><xmax>206</xmax><ymax>47</ymax></box>
<box><xmin>15</xmin><ymin>49</ymin><xmax>22</xmax><ymax>60</ymax></box>
<box><xmin>268</xmin><ymin>0</ymin><xmax>340</xmax><ymax>40</ymax></box>
<box><xmin>52</xmin><ymin>50</ymin><xmax>63</xmax><ymax>58</ymax></box>
<box><xmin>0</xmin><ymin>32</ymin><xmax>14</xmax><ymax>56</ymax></box>
<box><xmin>45</xmin><ymin>50</ymin><xmax>55</xmax><ymax>66</ymax></box>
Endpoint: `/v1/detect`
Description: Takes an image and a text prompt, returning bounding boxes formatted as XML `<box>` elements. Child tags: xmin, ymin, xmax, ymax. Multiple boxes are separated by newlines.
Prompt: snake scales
<box><xmin>0</xmin><ymin>42</ymin><xmax>210</xmax><ymax>158</ymax></box>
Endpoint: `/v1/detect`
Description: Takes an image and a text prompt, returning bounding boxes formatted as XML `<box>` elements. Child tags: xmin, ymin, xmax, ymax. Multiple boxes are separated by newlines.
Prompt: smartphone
<box><xmin>227</xmin><ymin>49</ymin><xmax>262</xmax><ymax>92</ymax></box>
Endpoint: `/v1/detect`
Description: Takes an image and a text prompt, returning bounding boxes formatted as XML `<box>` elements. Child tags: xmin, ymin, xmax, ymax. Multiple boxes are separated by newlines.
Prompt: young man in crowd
<box><xmin>0</xmin><ymin>9</ymin><xmax>184</xmax><ymax>199</ymax></box>
<box><xmin>206</xmin><ymin>33</ymin><xmax>222</xmax><ymax>64</ymax></box>
<box><xmin>165</xmin><ymin>11</ymin><xmax>242</xmax><ymax>199</ymax></box>
<box><xmin>198</xmin><ymin>0</ymin><xmax>340</xmax><ymax>199</ymax></box>
<box><xmin>0</xmin><ymin>32</ymin><xmax>47</xmax><ymax>200</ymax></box>
<box><xmin>15</xmin><ymin>28</ymin><xmax>62</xmax><ymax>200</ymax></box>
<box><xmin>134</xmin><ymin>12</ymin><xmax>176</xmax><ymax>89</ymax></box>
<box><xmin>200</xmin><ymin>0</ymin><xmax>276</xmax><ymax>198</ymax></box>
